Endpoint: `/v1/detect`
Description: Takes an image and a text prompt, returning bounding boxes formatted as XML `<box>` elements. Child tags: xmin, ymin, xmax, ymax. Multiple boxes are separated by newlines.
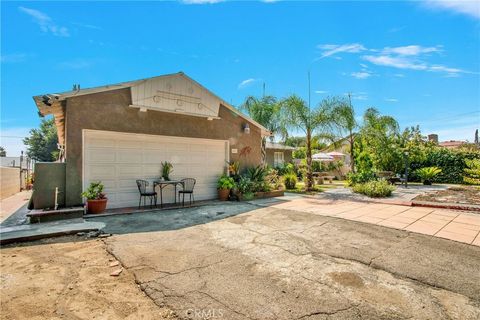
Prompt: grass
<box><xmin>286</xmin><ymin>180</ymin><xmax>346</xmax><ymax>195</ymax></box>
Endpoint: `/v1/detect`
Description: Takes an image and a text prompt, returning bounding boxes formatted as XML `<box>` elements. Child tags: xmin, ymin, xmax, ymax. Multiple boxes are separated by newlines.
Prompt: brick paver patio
<box><xmin>263</xmin><ymin>197</ymin><xmax>480</xmax><ymax>246</ymax></box>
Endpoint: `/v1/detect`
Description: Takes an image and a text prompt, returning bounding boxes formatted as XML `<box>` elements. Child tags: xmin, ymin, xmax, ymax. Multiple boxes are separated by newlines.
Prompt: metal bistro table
<box><xmin>153</xmin><ymin>179</ymin><xmax>185</xmax><ymax>208</ymax></box>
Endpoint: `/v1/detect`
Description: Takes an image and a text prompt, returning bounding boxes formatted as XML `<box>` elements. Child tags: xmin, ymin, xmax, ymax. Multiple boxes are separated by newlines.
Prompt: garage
<box><xmin>83</xmin><ymin>130</ymin><xmax>229</xmax><ymax>208</ymax></box>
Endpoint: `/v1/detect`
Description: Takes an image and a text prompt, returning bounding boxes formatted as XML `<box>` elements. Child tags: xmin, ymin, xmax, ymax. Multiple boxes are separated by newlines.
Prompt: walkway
<box><xmin>252</xmin><ymin>196</ymin><xmax>480</xmax><ymax>246</ymax></box>
<box><xmin>0</xmin><ymin>191</ymin><xmax>31</xmax><ymax>223</ymax></box>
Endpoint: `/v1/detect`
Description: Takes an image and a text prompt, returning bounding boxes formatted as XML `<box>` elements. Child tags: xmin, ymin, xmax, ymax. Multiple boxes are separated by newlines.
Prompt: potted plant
<box><xmin>81</xmin><ymin>181</ymin><xmax>108</xmax><ymax>214</ymax></box>
<box><xmin>161</xmin><ymin>161</ymin><xmax>173</xmax><ymax>181</ymax></box>
<box><xmin>217</xmin><ymin>174</ymin><xmax>235</xmax><ymax>201</ymax></box>
<box><xmin>416</xmin><ymin>167</ymin><xmax>442</xmax><ymax>185</ymax></box>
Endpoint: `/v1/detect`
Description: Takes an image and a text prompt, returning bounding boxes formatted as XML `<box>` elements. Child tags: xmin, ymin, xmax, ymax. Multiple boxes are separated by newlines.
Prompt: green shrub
<box><xmin>352</xmin><ymin>180</ymin><xmax>395</xmax><ymax>198</ymax></box>
<box><xmin>464</xmin><ymin>159</ymin><xmax>480</xmax><ymax>185</ymax></box>
<box><xmin>415</xmin><ymin>167</ymin><xmax>442</xmax><ymax>184</ymax></box>
<box><xmin>284</xmin><ymin>173</ymin><xmax>298</xmax><ymax>189</ymax></box>
<box><xmin>346</xmin><ymin>171</ymin><xmax>376</xmax><ymax>186</ymax></box>
<box><xmin>217</xmin><ymin>175</ymin><xmax>235</xmax><ymax>190</ymax></box>
<box><xmin>275</xmin><ymin>162</ymin><xmax>295</xmax><ymax>175</ymax></box>
<box><xmin>237</xmin><ymin>176</ymin><xmax>254</xmax><ymax>194</ymax></box>
<box><xmin>244</xmin><ymin>165</ymin><xmax>270</xmax><ymax>192</ymax></box>
<box><xmin>409</xmin><ymin>148</ymin><xmax>480</xmax><ymax>184</ymax></box>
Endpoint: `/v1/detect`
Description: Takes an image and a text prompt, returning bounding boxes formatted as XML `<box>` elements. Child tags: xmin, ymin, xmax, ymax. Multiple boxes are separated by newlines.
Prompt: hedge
<box><xmin>409</xmin><ymin>148</ymin><xmax>480</xmax><ymax>184</ymax></box>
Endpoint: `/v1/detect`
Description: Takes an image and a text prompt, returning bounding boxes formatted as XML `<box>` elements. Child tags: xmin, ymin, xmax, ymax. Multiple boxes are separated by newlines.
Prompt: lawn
<box><xmin>286</xmin><ymin>180</ymin><xmax>346</xmax><ymax>194</ymax></box>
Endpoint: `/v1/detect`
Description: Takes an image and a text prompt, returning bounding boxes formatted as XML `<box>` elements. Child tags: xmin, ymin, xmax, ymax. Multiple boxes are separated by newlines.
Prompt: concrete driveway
<box><xmin>103</xmin><ymin>203</ymin><xmax>480</xmax><ymax>320</ymax></box>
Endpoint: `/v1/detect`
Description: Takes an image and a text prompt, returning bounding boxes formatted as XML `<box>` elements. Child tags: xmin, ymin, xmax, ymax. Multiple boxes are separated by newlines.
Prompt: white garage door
<box><xmin>83</xmin><ymin>130</ymin><xmax>228</xmax><ymax>208</ymax></box>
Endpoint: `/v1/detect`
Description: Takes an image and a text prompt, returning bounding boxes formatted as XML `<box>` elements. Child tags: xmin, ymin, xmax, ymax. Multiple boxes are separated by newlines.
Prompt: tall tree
<box><xmin>333</xmin><ymin>94</ymin><xmax>358</xmax><ymax>172</ymax></box>
<box><xmin>23</xmin><ymin>118</ymin><xmax>59</xmax><ymax>161</ymax></box>
<box><xmin>279</xmin><ymin>95</ymin><xmax>336</xmax><ymax>190</ymax></box>
<box><xmin>241</xmin><ymin>95</ymin><xmax>284</xmax><ymax>141</ymax></box>
<box><xmin>0</xmin><ymin>147</ymin><xmax>6</xmax><ymax>157</ymax></box>
<box><xmin>356</xmin><ymin>108</ymin><xmax>400</xmax><ymax>172</ymax></box>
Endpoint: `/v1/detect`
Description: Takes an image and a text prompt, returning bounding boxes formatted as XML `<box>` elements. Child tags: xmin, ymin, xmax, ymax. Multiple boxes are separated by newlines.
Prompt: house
<box><xmin>428</xmin><ymin>133</ymin><xmax>467</xmax><ymax>150</ymax></box>
<box><xmin>439</xmin><ymin>140</ymin><xmax>467</xmax><ymax>149</ymax></box>
<box><xmin>33</xmin><ymin>72</ymin><xmax>270</xmax><ymax>209</ymax></box>
<box><xmin>265</xmin><ymin>142</ymin><xmax>295</xmax><ymax>167</ymax></box>
<box><xmin>320</xmin><ymin>136</ymin><xmax>353</xmax><ymax>178</ymax></box>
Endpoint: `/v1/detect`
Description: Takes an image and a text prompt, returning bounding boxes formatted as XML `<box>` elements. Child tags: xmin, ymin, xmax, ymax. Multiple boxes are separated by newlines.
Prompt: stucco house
<box><xmin>33</xmin><ymin>72</ymin><xmax>270</xmax><ymax>209</ymax></box>
<box><xmin>265</xmin><ymin>142</ymin><xmax>295</xmax><ymax>167</ymax></box>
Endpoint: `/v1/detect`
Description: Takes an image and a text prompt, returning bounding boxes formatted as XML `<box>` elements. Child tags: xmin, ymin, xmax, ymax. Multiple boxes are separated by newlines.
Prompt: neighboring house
<box><xmin>321</xmin><ymin>136</ymin><xmax>353</xmax><ymax>178</ymax></box>
<box><xmin>33</xmin><ymin>72</ymin><xmax>270</xmax><ymax>209</ymax></box>
<box><xmin>439</xmin><ymin>140</ymin><xmax>467</xmax><ymax>149</ymax></box>
<box><xmin>265</xmin><ymin>142</ymin><xmax>295</xmax><ymax>167</ymax></box>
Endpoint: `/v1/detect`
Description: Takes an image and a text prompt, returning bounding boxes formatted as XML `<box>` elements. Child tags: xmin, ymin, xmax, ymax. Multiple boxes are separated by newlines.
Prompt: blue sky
<box><xmin>1</xmin><ymin>0</ymin><xmax>479</xmax><ymax>156</ymax></box>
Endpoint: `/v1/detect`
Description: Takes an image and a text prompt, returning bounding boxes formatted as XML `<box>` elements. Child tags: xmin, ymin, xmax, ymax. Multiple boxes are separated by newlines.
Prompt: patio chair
<box><xmin>179</xmin><ymin>178</ymin><xmax>196</xmax><ymax>207</ymax></box>
<box><xmin>136</xmin><ymin>180</ymin><xmax>157</xmax><ymax>209</ymax></box>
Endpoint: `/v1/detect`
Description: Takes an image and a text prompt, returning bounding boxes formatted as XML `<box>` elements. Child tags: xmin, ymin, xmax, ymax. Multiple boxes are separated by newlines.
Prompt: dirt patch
<box><xmin>414</xmin><ymin>186</ymin><xmax>480</xmax><ymax>206</ymax></box>
<box><xmin>329</xmin><ymin>272</ymin><xmax>365</xmax><ymax>288</ymax></box>
<box><xmin>0</xmin><ymin>237</ymin><xmax>176</xmax><ymax>320</ymax></box>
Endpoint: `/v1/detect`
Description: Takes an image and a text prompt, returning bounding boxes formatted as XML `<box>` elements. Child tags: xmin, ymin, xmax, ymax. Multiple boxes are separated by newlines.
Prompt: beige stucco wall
<box><xmin>266</xmin><ymin>149</ymin><xmax>293</xmax><ymax>167</ymax></box>
<box><xmin>0</xmin><ymin>167</ymin><xmax>20</xmax><ymax>200</ymax></box>
<box><xmin>64</xmin><ymin>88</ymin><xmax>262</xmax><ymax>206</ymax></box>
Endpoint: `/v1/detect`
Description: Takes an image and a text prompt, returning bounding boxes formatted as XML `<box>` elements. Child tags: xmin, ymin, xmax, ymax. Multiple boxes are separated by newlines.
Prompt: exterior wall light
<box><xmin>243</xmin><ymin>123</ymin><xmax>250</xmax><ymax>134</ymax></box>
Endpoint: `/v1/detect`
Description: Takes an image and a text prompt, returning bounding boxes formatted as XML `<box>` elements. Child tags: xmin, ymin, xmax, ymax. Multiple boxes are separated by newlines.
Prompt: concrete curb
<box><xmin>412</xmin><ymin>201</ymin><xmax>480</xmax><ymax>212</ymax></box>
<box><xmin>0</xmin><ymin>221</ymin><xmax>105</xmax><ymax>245</ymax></box>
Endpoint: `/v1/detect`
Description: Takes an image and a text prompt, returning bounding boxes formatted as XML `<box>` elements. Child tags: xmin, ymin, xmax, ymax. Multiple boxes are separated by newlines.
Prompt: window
<box><xmin>274</xmin><ymin>152</ymin><xmax>284</xmax><ymax>167</ymax></box>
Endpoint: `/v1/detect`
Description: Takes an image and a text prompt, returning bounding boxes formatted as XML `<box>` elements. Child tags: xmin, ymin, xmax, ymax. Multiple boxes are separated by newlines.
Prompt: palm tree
<box><xmin>279</xmin><ymin>95</ymin><xmax>336</xmax><ymax>191</ymax></box>
<box><xmin>358</xmin><ymin>108</ymin><xmax>400</xmax><ymax>171</ymax></box>
<box><xmin>241</xmin><ymin>95</ymin><xmax>284</xmax><ymax>141</ymax></box>
<box><xmin>333</xmin><ymin>94</ymin><xmax>358</xmax><ymax>172</ymax></box>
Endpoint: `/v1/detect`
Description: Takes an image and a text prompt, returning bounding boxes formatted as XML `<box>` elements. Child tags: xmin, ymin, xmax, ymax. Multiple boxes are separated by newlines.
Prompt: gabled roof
<box><xmin>266</xmin><ymin>142</ymin><xmax>296</xmax><ymax>150</ymax></box>
<box><xmin>33</xmin><ymin>72</ymin><xmax>271</xmax><ymax>144</ymax></box>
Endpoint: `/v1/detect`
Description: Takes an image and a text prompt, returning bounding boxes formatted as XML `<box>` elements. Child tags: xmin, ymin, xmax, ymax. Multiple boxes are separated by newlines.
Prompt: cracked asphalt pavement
<box><xmin>103</xmin><ymin>204</ymin><xmax>480</xmax><ymax>319</ymax></box>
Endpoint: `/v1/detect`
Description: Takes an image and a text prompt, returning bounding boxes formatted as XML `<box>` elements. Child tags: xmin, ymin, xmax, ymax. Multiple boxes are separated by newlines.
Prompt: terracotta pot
<box><xmin>218</xmin><ymin>189</ymin><xmax>230</xmax><ymax>201</ymax></box>
<box><xmin>86</xmin><ymin>198</ymin><xmax>108</xmax><ymax>214</ymax></box>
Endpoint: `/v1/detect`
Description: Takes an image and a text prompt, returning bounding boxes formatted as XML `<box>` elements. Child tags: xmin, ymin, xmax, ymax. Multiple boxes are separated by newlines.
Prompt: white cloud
<box><xmin>72</xmin><ymin>22</ymin><xmax>102</xmax><ymax>30</ymax></box>
<box><xmin>351</xmin><ymin>71</ymin><xmax>372</xmax><ymax>79</ymax></box>
<box><xmin>385</xmin><ymin>98</ymin><xmax>399</xmax><ymax>102</ymax></box>
<box><xmin>394</xmin><ymin>73</ymin><xmax>405</xmax><ymax>77</ymax></box>
<box><xmin>422</xmin><ymin>0</ymin><xmax>480</xmax><ymax>19</ymax></box>
<box><xmin>238</xmin><ymin>78</ymin><xmax>259</xmax><ymax>89</ymax></box>
<box><xmin>363</xmin><ymin>55</ymin><xmax>428</xmax><ymax>70</ymax></box>
<box><xmin>316</xmin><ymin>43</ymin><xmax>366</xmax><ymax>59</ymax></box>
<box><xmin>315</xmin><ymin>90</ymin><xmax>328</xmax><ymax>94</ymax></box>
<box><xmin>382</xmin><ymin>45</ymin><xmax>442</xmax><ymax>56</ymax></box>
<box><xmin>19</xmin><ymin>6</ymin><xmax>69</xmax><ymax>37</ymax></box>
<box><xmin>317</xmin><ymin>42</ymin><xmax>472</xmax><ymax>77</ymax></box>
<box><xmin>363</xmin><ymin>54</ymin><xmax>472</xmax><ymax>77</ymax></box>
<box><xmin>181</xmin><ymin>0</ymin><xmax>224</xmax><ymax>4</ymax></box>
<box><xmin>1</xmin><ymin>53</ymin><xmax>28</xmax><ymax>63</ymax></box>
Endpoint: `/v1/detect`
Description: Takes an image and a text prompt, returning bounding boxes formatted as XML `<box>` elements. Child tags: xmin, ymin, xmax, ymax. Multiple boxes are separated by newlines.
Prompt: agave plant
<box><xmin>416</xmin><ymin>167</ymin><xmax>442</xmax><ymax>185</ymax></box>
